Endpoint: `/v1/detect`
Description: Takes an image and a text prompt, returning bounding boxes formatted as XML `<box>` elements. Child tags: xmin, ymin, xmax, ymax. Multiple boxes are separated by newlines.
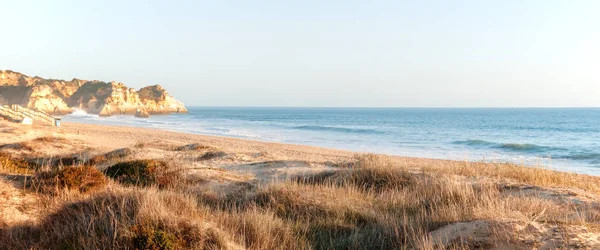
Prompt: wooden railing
<box><xmin>0</xmin><ymin>105</ymin><xmax>24</xmax><ymax>122</ymax></box>
<box><xmin>0</xmin><ymin>105</ymin><xmax>57</xmax><ymax>126</ymax></box>
<box><xmin>11</xmin><ymin>105</ymin><xmax>57</xmax><ymax>126</ymax></box>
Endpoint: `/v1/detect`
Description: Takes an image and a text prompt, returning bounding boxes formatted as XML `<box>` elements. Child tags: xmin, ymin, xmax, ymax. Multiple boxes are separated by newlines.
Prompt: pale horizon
<box><xmin>1</xmin><ymin>0</ymin><xmax>599</xmax><ymax>108</ymax></box>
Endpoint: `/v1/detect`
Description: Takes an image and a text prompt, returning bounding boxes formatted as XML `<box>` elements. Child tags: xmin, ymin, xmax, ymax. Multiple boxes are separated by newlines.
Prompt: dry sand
<box><xmin>0</xmin><ymin>121</ymin><xmax>355</xmax><ymax>162</ymax></box>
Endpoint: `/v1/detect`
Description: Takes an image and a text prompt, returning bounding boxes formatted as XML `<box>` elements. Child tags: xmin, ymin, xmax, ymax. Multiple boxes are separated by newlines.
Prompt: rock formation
<box><xmin>0</xmin><ymin>70</ymin><xmax>187</xmax><ymax>116</ymax></box>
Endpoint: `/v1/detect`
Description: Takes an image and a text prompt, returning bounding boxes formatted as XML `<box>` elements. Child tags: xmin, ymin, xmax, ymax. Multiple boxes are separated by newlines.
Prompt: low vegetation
<box><xmin>1</xmin><ymin>187</ymin><xmax>230</xmax><ymax>249</ymax></box>
<box><xmin>199</xmin><ymin>151</ymin><xmax>227</xmax><ymax>161</ymax></box>
<box><xmin>33</xmin><ymin>166</ymin><xmax>107</xmax><ymax>195</ymax></box>
<box><xmin>31</xmin><ymin>136</ymin><xmax>69</xmax><ymax>144</ymax></box>
<box><xmin>105</xmin><ymin>159</ymin><xmax>179</xmax><ymax>188</ymax></box>
<box><xmin>174</xmin><ymin>143</ymin><xmax>212</xmax><ymax>151</ymax></box>
<box><xmin>413</xmin><ymin>158</ymin><xmax>600</xmax><ymax>194</ymax></box>
<box><xmin>0</xmin><ymin>142</ymin><xmax>34</xmax><ymax>152</ymax></box>
<box><xmin>88</xmin><ymin>147</ymin><xmax>133</xmax><ymax>165</ymax></box>
<box><xmin>1</xmin><ymin>150</ymin><xmax>600</xmax><ymax>249</ymax></box>
<box><xmin>0</xmin><ymin>153</ymin><xmax>36</xmax><ymax>174</ymax></box>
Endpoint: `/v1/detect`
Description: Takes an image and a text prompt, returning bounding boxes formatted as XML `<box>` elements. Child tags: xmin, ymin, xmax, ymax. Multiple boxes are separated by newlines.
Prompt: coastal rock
<box><xmin>0</xmin><ymin>70</ymin><xmax>36</xmax><ymax>86</ymax></box>
<box><xmin>138</xmin><ymin>85</ymin><xmax>187</xmax><ymax>114</ymax></box>
<box><xmin>0</xmin><ymin>70</ymin><xmax>187</xmax><ymax>116</ymax></box>
<box><xmin>93</xmin><ymin>82</ymin><xmax>143</xmax><ymax>116</ymax></box>
<box><xmin>135</xmin><ymin>108</ymin><xmax>150</xmax><ymax>118</ymax></box>
<box><xmin>26</xmin><ymin>84</ymin><xmax>72</xmax><ymax>114</ymax></box>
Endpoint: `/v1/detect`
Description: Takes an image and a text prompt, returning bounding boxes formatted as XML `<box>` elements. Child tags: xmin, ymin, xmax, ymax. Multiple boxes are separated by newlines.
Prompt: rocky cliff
<box><xmin>0</xmin><ymin>70</ymin><xmax>187</xmax><ymax>116</ymax></box>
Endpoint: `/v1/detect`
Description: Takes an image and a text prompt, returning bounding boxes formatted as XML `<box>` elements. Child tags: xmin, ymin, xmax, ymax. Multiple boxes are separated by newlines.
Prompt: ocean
<box><xmin>62</xmin><ymin>107</ymin><xmax>600</xmax><ymax>175</ymax></box>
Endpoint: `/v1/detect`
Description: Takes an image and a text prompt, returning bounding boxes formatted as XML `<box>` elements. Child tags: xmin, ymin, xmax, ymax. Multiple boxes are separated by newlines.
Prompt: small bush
<box><xmin>0</xmin><ymin>153</ymin><xmax>37</xmax><ymax>174</ymax></box>
<box><xmin>198</xmin><ymin>151</ymin><xmax>227</xmax><ymax>161</ymax></box>
<box><xmin>105</xmin><ymin>160</ymin><xmax>176</xmax><ymax>188</ymax></box>
<box><xmin>131</xmin><ymin>224</ymin><xmax>179</xmax><ymax>250</ymax></box>
<box><xmin>35</xmin><ymin>166</ymin><xmax>107</xmax><ymax>194</ymax></box>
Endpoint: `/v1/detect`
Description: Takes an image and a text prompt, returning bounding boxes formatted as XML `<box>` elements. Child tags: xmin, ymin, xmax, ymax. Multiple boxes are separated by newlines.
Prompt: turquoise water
<box><xmin>63</xmin><ymin>107</ymin><xmax>600</xmax><ymax>175</ymax></box>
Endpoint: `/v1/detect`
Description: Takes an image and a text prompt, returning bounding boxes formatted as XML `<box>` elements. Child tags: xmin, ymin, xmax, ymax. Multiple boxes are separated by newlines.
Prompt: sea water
<box><xmin>62</xmin><ymin>107</ymin><xmax>600</xmax><ymax>175</ymax></box>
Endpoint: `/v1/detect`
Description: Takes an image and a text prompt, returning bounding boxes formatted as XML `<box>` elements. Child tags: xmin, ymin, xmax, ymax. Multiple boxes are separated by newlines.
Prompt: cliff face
<box><xmin>0</xmin><ymin>70</ymin><xmax>188</xmax><ymax>116</ymax></box>
<box><xmin>138</xmin><ymin>85</ymin><xmax>187</xmax><ymax>114</ymax></box>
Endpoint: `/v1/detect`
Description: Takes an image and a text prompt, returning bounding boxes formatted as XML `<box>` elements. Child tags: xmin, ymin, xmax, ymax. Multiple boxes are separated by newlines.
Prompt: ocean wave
<box><xmin>291</xmin><ymin>125</ymin><xmax>384</xmax><ymax>134</ymax></box>
<box><xmin>453</xmin><ymin>140</ymin><xmax>497</xmax><ymax>146</ymax></box>
<box><xmin>494</xmin><ymin>143</ymin><xmax>552</xmax><ymax>152</ymax></box>
<box><xmin>454</xmin><ymin>140</ymin><xmax>561</xmax><ymax>153</ymax></box>
<box><xmin>564</xmin><ymin>153</ymin><xmax>600</xmax><ymax>160</ymax></box>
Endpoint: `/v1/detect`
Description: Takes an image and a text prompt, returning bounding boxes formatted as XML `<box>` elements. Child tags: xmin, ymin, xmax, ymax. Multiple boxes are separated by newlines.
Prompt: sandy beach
<box><xmin>2</xmin><ymin>121</ymin><xmax>600</xmax><ymax>249</ymax></box>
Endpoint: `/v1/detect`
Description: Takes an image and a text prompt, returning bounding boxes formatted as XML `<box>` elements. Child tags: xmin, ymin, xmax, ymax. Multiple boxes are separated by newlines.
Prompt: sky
<box><xmin>1</xmin><ymin>0</ymin><xmax>599</xmax><ymax>107</ymax></box>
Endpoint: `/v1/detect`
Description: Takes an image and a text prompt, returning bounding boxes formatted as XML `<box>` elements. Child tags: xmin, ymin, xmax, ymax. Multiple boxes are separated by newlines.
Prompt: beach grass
<box><xmin>2</xmin><ymin>152</ymin><xmax>599</xmax><ymax>249</ymax></box>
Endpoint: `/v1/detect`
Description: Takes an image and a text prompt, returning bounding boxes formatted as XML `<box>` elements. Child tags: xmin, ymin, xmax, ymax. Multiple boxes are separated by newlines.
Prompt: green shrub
<box><xmin>105</xmin><ymin>160</ymin><xmax>175</xmax><ymax>188</ymax></box>
<box><xmin>131</xmin><ymin>224</ymin><xmax>179</xmax><ymax>250</ymax></box>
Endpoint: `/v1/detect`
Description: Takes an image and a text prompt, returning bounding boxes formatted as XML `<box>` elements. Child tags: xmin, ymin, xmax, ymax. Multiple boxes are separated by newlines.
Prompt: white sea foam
<box><xmin>67</xmin><ymin>109</ymin><xmax>99</xmax><ymax>118</ymax></box>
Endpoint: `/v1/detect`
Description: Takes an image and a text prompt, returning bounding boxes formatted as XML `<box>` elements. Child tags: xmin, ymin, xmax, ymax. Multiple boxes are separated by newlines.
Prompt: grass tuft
<box><xmin>34</xmin><ymin>166</ymin><xmax>107</xmax><ymax>194</ymax></box>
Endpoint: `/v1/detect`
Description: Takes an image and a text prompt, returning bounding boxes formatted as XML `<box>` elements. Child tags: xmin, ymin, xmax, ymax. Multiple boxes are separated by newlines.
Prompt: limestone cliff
<box><xmin>0</xmin><ymin>70</ymin><xmax>188</xmax><ymax>116</ymax></box>
<box><xmin>138</xmin><ymin>85</ymin><xmax>187</xmax><ymax>114</ymax></box>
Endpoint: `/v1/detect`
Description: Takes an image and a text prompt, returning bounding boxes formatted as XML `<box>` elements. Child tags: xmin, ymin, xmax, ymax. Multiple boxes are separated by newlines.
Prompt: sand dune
<box><xmin>1</xmin><ymin>120</ymin><xmax>600</xmax><ymax>249</ymax></box>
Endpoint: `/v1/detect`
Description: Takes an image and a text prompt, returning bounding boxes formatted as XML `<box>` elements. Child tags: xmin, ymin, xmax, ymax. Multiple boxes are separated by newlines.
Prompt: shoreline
<box><xmin>1</xmin><ymin>120</ymin><xmax>596</xmax><ymax>177</ymax></box>
<box><xmin>61</xmin><ymin>107</ymin><xmax>600</xmax><ymax>176</ymax></box>
<box><xmin>66</xmin><ymin>121</ymin><xmax>599</xmax><ymax>176</ymax></box>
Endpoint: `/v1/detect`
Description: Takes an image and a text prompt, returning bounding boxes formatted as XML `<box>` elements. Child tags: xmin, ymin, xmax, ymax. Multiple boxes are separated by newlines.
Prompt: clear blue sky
<box><xmin>1</xmin><ymin>0</ymin><xmax>598</xmax><ymax>107</ymax></box>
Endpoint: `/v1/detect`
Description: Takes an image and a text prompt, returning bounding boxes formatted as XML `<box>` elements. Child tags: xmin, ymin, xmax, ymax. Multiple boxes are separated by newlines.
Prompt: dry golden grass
<box><xmin>406</xmin><ymin>157</ymin><xmax>600</xmax><ymax>194</ymax></box>
<box><xmin>196</xmin><ymin>155</ymin><xmax>600</xmax><ymax>249</ymax></box>
<box><xmin>211</xmin><ymin>208</ymin><xmax>309</xmax><ymax>249</ymax></box>
<box><xmin>0</xmin><ymin>188</ymin><xmax>233</xmax><ymax>249</ymax></box>
<box><xmin>1</xmin><ymin>153</ymin><xmax>599</xmax><ymax>249</ymax></box>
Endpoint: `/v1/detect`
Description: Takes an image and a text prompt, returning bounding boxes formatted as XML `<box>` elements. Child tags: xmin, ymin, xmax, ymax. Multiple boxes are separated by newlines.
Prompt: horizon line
<box><xmin>185</xmin><ymin>106</ymin><xmax>600</xmax><ymax>109</ymax></box>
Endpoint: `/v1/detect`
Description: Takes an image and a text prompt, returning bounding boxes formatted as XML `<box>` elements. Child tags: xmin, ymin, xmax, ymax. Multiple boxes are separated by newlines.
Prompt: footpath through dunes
<box><xmin>1</xmin><ymin>120</ymin><xmax>600</xmax><ymax>249</ymax></box>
